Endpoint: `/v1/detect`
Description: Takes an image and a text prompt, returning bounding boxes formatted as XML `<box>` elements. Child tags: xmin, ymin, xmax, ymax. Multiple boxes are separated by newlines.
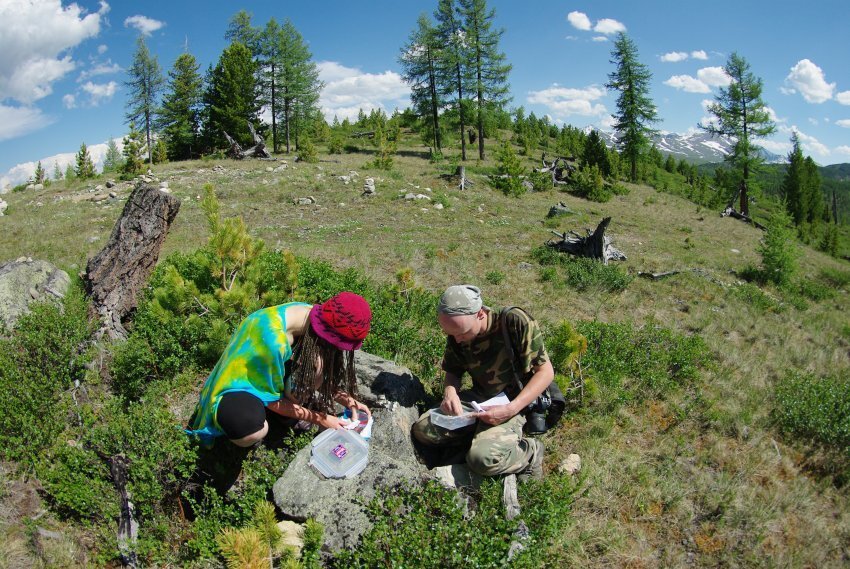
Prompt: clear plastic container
<box><xmin>309</xmin><ymin>427</ymin><xmax>369</xmax><ymax>479</ymax></box>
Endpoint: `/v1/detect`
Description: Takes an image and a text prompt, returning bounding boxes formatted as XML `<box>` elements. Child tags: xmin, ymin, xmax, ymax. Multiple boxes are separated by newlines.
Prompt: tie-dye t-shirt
<box><xmin>186</xmin><ymin>302</ymin><xmax>310</xmax><ymax>447</ymax></box>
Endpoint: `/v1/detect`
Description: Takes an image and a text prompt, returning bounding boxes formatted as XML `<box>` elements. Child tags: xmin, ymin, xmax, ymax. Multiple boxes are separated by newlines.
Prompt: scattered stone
<box><xmin>109</xmin><ymin>192</ymin><xmax>117</xmax><ymax>199</ymax></box>
<box><xmin>478</xmin><ymin>204</ymin><xmax>485</xmax><ymax>212</ymax></box>
<box><xmin>434</xmin><ymin>203</ymin><xmax>444</xmax><ymax>210</ymax></box>
<box><xmin>106</xmin><ymin>180</ymin><xmax>116</xmax><ymax>188</ymax></box>
<box><xmin>0</xmin><ymin>259</ymin><xmax>70</xmax><ymax>329</ymax></box>
<box><xmin>522</xmin><ymin>179</ymin><xmax>534</xmax><ymax>193</ymax></box>
<box><xmin>95</xmin><ymin>185</ymin><xmax>105</xmax><ymax>192</ymax></box>
<box><xmin>32</xmin><ymin>183</ymin><xmax>44</xmax><ymax>191</ymax></box>
<box><xmin>404</xmin><ymin>193</ymin><xmax>431</xmax><ymax>201</ymax></box>
<box><xmin>0</xmin><ymin>199</ymin><xmax>7</xmax><ymax>216</ymax></box>
<box><xmin>266</xmin><ymin>166</ymin><xmax>274</xmax><ymax>172</ymax></box>
<box><xmin>730</xmin><ymin>248</ymin><xmax>740</xmax><ymax>254</ymax></box>
<box><xmin>159</xmin><ymin>181</ymin><xmax>169</xmax><ymax>190</ymax></box>
<box><xmin>338</xmin><ymin>175</ymin><xmax>351</xmax><ymax>185</ymax></box>
<box><xmin>88</xmin><ymin>236</ymin><xmax>99</xmax><ymax>243</ymax></box>
<box><xmin>274</xmin><ymin>164</ymin><xmax>288</xmax><ymax>172</ymax></box>
<box><xmin>276</xmin><ymin>520</ymin><xmax>304</xmax><ymax>555</ymax></box>
<box><xmin>36</xmin><ymin>201</ymin><xmax>43</xmax><ymax>207</ymax></box>
<box><xmin>518</xmin><ymin>262</ymin><xmax>534</xmax><ymax>270</ymax></box>
<box><xmin>348</xmin><ymin>170</ymin><xmax>359</xmax><ymax>177</ymax></box>
<box><xmin>273</xmin><ymin>352</ymin><xmax>429</xmax><ymax>552</ymax></box>
<box><xmin>547</xmin><ymin>201</ymin><xmax>574</xmax><ymax>218</ymax></box>
<box><xmin>557</xmin><ymin>454</ymin><xmax>582</xmax><ymax>475</ymax></box>
<box><xmin>212</xmin><ymin>165</ymin><xmax>226</xmax><ymax>173</ymax></box>
<box><xmin>295</xmin><ymin>196</ymin><xmax>316</xmax><ymax>205</ymax></box>
<box><xmin>424</xmin><ymin>187</ymin><xmax>432</xmax><ymax>192</ymax></box>
<box><xmin>362</xmin><ymin>177</ymin><xmax>376</xmax><ymax>197</ymax></box>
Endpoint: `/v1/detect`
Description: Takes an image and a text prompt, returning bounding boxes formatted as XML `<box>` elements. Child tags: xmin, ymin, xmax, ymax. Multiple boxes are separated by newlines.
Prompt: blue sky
<box><xmin>2</xmin><ymin>0</ymin><xmax>849</xmax><ymax>189</ymax></box>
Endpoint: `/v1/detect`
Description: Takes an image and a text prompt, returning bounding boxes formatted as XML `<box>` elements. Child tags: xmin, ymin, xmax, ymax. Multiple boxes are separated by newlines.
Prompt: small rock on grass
<box><xmin>557</xmin><ymin>453</ymin><xmax>581</xmax><ymax>475</ymax></box>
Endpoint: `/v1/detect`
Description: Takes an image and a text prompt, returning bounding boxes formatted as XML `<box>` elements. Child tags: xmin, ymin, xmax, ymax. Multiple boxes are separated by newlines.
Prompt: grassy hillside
<box><xmin>1</xmin><ymin>133</ymin><xmax>849</xmax><ymax>566</ymax></box>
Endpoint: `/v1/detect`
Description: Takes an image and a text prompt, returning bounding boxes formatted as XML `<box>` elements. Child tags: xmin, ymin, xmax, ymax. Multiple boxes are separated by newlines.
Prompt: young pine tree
<box><xmin>52</xmin><ymin>161</ymin><xmax>63</xmax><ymax>182</ymax></box>
<box><xmin>33</xmin><ymin>161</ymin><xmax>46</xmax><ymax>184</ymax></box>
<box><xmin>494</xmin><ymin>139</ymin><xmax>526</xmax><ymax>197</ymax></box>
<box><xmin>121</xmin><ymin>123</ymin><xmax>145</xmax><ymax>179</ymax></box>
<box><xmin>75</xmin><ymin>143</ymin><xmax>96</xmax><ymax>179</ymax></box>
<box><xmin>102</xmin><ymin>137</ymin><xmax>123</xmax><ymax>173</ymax></box>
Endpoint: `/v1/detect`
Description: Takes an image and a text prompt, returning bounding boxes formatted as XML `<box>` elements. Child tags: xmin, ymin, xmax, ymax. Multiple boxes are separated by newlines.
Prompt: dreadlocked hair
<box><xmin>289</xmin><ymin>317</ymin><xmax>357</xmax><ymax>413</ymax></box>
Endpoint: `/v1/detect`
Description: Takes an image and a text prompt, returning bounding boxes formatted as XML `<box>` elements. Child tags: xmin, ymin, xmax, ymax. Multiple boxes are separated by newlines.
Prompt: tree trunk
<box><xmin>428</xmin><ymin>50</ymin><xmax>441</xmax><ymax>153</ymax></box>
<box><xmin>284</xmin><ymin>95</ymin><xmax>291</xmax><ymax>154</ymax></box>
<box><xmin>546</xmin><ymin>217</ymin><xmax>626</xmax><ymax>265</ymax></box>
<box><xmin>109</xmin><ymin>455</ymin><xmax>139</xmax><ymax>568</ymax></box>
<box><xmin>83</xmin><ymin>184</ymin><xmax>181</xmax><ymax>340</ymax></box>
<box><xmin>456</xmin><ymin>62</ymin><xmax>466</xmax><ymax>161</ymax></box>
<box><xmin>271</xmin><ymin>62</ymin><xmax>278</xmax><ymax>154</ymax></box>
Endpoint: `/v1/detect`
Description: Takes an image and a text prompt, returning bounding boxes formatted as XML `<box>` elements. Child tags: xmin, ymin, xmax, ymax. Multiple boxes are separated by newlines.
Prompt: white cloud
<box><xmin>527</xmin><ymin>84</ymin><xmax>607</xmax><ymax>119</ymax></box>
<box><xmin>62</xmin><ymin>93</ymin><xmax>76</xmax><ymax>108</ymax></box>
<box><xmin>567</xmin><ymin>11</ymin><xmax>592</xmax><ymax>31</ymax></box>
<box><xmin>1</xmin><ymin>138</ymin><xmax>124</xmax><ymax>189</ymax></box>
<box><xmin>565</xmin><ymin>35</ymin><xmax>578</xmax><ymax>41</ymax></box>
<box><xmin>764</xmin><ymin>106</ymin><xmax>785</xmax><ymax>124</ymax></box>
<box><xmin>660</xmin><ymin>52</ymin><xmax>688</xmax><ymax>63</ymax></box>
<box><xmin>835</xmin><ymin>145</ymin><xmax>850</xmax><ymax>157</ymax></box>
<box><xmin>317</xmin><ymin>61</ymin><xmax>409</xmax><ymax>122</ymax></box>
<box><xmin>691</xmin><ymin>50</ymin><xmax>708</xmax><ymax>60</ymax></box>
<box><xmin>779</xmin><ymin>86</ymin><xmax>796</xmax><ymax>96</ymax></box>
<box><xmin>836</xmin><ymin>119</ymin><xmax>850</xmax><ymax>128</ymax></box>
<box><xmin>81</xmin><ymin>80</ymin><xmax>116</xmax><ymax>105</ymax></box>
<box><xmin>0</xmin><ymin>103</ymin><xmax>53</xmax><ymax>141</ymax></box>
<box><xmin>785</xmin><ymin>59</ymin><xmax>835</xmax><ymax>103</ymax></box>
<box><xmin>0</xmin><ymin>0</ymin><xmax>105</xmax><ymax>104</ymax></box>
<box><xmin>124</xmin><ymin>15</ymin><xmax>165</xmax><ymax>36</ymax></box>
<box><xmin>78</xmin><ymin>60</ymin><xmax>121</xmax><ymax>81</ymax></box>
<box><xmin>664</xmin><ymin>75</ymin><xmax>710</xmax><ymax>93</ymax></box>
<box><xmin>808</xmin><ymin>117</ymin><xmax>819</xmax><ymax>126</ymax></box>
<box><xmin>594</xmin><ymin>18</ymin><xmax>626</xmax><ymax>35</ymax></box>
<box><xmin>835</xmin><ymin>91</ymin><xmax>850</xmax><ymax>105</ymax></box>
<box><xmin>697</xmin><ymin>66</ymin><xmax>731</xmax><ymax>87</ymax></box>
<box><xmin>758</xmin><ymin>139</ymin><xmax>791</xmax><ymax>156</ymax></box>
<box><xmin>591</xmin><ymin>36</ymin><xmax>608</xmax><ymax>42</ymax></box>
<box><xmin>782</xmin><ymin>125</ymin><xmax>830</xmax><ymax>157</ymax></box>
<box><xmin>600</xmin><ymin>114</ymin><xmax>616</xmax><ymax>129</ymax></box>
<box><xmin>97</xmin><ymin>44</ymin><xmax>108</xmax><ymax>55</ymax></box>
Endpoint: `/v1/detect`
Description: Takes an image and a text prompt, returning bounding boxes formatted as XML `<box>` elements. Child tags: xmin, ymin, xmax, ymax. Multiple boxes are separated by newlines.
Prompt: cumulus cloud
<box><xmin>0</xmin><ymin>0</ymin><xmax>105</xmax><ymax>104</ymax></box>
<box><xmin>660</xmin><ymin>52</ymin><xmax>688</xmax><ymax>63</ymax></box>
<box><xmin>81</xmin><ymin>80</ymin><xmax>117</xmax><ymax>105</ymax></box>
<box><xmin>78</xmin><ymin>60</ymin><xmax>121</xmax><ymax>82</ymax></box>
<box><xmin>784</xmin><ymin>59</ymin><xmax>835</xmax><ymax>103</ymax></box>
<box><xmin>1</xmin><ymin>139</ymin><xmax>122</xmax><ymax>189</ymax></box>
<box><xmin>836</xmin><ymin>119</ymin><xmax>850</xmax><ymax>128</ymax></box>
<box><xmin>0</xmin><ymin>103</ymin><xmax>53</xmax><ymax>141</ymax></box>
<box><xmin>97</xmin><ymin>44</ymin><xmax>108</xmax><ymax>55</ymax></box>
<box><xmin>835</xmin><ymin>91</ymin><xmax>850</xmax><ymax>105</ymax></box>
<box><xmin>664</xmin><ymin>75</ymin><xmax>710</xmax><ymax>93</ymax></box>
<box><xmin>697</xmin><ymin>66</ymin><xmax>731</xmax><ymax>87</ymax></box>
<box><xmin>567</xmin><ymin>11</ymin><xmax>592</xmax><ymax>31</ymax></box>
<box><xmin>764</xmin><ymin>107</ymin><xmax>785</xmax><ymax>124</ymax></box>
<box><xmin>591</xmin><ymin>36</ymin><xmax>608</xmax><ymax>42</ymax></box>
<box><xmin>691</xmin><ymin>50</ymin><xmax>708</xmax><ymax>60</ymax></box>
<box><xmin>62</xmin><ymin>94</ymin><xmax>76</xmax><ymax>108</ymax></box>
<box><xmin>594</xmin><ymin>18</ymin><xmax>626</xmax><ymax>35</ymax></box>
<box><xmin>758</xmin><ymin>139</ymin><xmax>791</xmax><ymax>156</ymax></box>
<box><xmin>124</xmin><ymin>15</ymin><xmax>165</xmax><ymax>36</ymax></box>
<box><xmin>835</xmin><ymin>145</ymin><xmax>850</xmax><ymax>157</ymax></box>
<box><xmin>317</xmin><ymin>61</ymin><xmax>409</xmax><ymax>122</ymax></box>
<box><xmin>781</xmin><ymin>125</ymin><xmax>830</xmax><ymax>157</ymax></box>
<box><xmin>527</xmin><ymin>84</ymin><xmax>607</xmax><ymax>119</ymax></box>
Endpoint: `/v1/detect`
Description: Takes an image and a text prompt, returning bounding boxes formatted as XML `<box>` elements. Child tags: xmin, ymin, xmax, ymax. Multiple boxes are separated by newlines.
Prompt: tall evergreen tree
<box><xmin>52</xmin><ymin>161</ymin><xmax>63</xmax><ymax>181</ymax></box>
<box><xmin>158</xmin><ymin>52</ymin><xmax>203</xmax><ymax>160</ymax></box>
<box><xmin>803</xmin><ymin>156</ymin><xmax>824</xmax><ymax>224</ymax></box>
<box><xmin>583</xmin><ymin>130</ymin><xmax>611</xmax><ymax>177</ymax></box>
<box><xmin>274</xmin><ymin>20</ymin><xmax>322</xmax><ymax>154</ymax></box>
<box><xmin>434</xmin><ymin>0</ymin><xmax>473</xmax><ymax>161</ymax></box>
<box><xmin>75</xmin><ymin>143</ymin><xmax>95</xmax><ymax>179</ymax></box>
<box><xmin>458</xmin><ymin>0</ymin><xmax>511</xmax><ymax>160</ymax></box>
<box><xmin>122</xmin><ymin>122</ymin><xmax>144</xmax><ymax>178</ymax></box>
<box><xmin>399</xmin><ymin>14</ymin><xmax>443</xmax><ymax>153</ymax></box>
<box><xmin>102</xmin><ymin>137</ymin><xmax>123</xmax><ymax>173</ymax></box>
<box><xmin>125</xmin><ymin>36</ymin><xmax>164</xmax><ymax>165</ymax></box>
<box><xmin>700</xmin><ymin>52</ymin><xmax>775</xmax><ymax>217</ymax></box>
<box><xmin>782</xmin><ymin>132</ymin><xmax>806</xmax><ymax>225</ymax></box>
<box><xmin>204</xmin><ymin>41</ymin><xmax>260</xmax><ymax>149</ymax></box>
<box><xmin>33</xmin><ymin>161</ymin><xmax>46</xmax><ymax>184</ymax></box>
<box><xmin>606</xmin><ymin>32</ymin><xmax>659</xmax><ymax>182</ymax></box>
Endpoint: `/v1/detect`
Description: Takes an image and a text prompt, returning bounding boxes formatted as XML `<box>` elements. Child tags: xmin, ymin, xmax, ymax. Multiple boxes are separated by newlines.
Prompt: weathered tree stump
<box><xmin>109</xmin><ymin>454</ymin><xmax>139</xmax><ymax>568</ymax></box>
<box><xmin>83</xmin><ymin>184</ymin><xmax>181</xmax><ymax>340</ymax></box>
<box><xmin>223</xmin><ymin>122</ymin><xmax>271</xmax><ymax>159</ymax></box>
<box><xmin>538</xmin><ymin>152</ymin><xmax>578</xmax><ymax>187</ymax></box>
<box><xmin>546</xmin><ymin>217</ymin><xmax>626</xmax><ymax>265</ymax></box>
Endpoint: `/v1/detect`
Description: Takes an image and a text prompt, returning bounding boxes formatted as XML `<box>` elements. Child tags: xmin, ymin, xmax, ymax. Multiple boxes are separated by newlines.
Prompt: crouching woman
<box><xmin>186</xmin><ymin>292</ymin><xmax>372</xmax><ymax>448</ymax></box>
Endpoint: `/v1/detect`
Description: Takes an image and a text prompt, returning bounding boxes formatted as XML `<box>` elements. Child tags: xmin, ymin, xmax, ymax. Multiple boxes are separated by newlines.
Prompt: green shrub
<box><xmin>0</xmin><ymin>285</ymin><xmax>93</xmax><ymax>464</ymax></box>
<box><xmin>485</xmin><ymin>270</ymin><xmax>505</xmax><ymax>285</ymax></box>
<box><xmin>577</xmin><ymin>320</ymin><xmax>713</xmax><ymax>410</ymax></box>
<box><xmin>819</xmin><ymin>267</ymin><xmax>850</xmax><ymax>288</ymax></box>
<box><xmin>36</xmin><ymin>439</ymin><xmax>117</xmax><ymax>521</ymax></box>
<box><xmin>796</xmin><ymin>278</ymin><xmax>834</xmax><ymax>302</ymax></box>
<box><xmin>732</xmin><ymin>282</ymin><xmax>783</xmax><ymax>313</ymax></box>
<box><xmin>774</xmin><ymin>371</ymin><xmax>850</xmax><ymax>462</ymax></box>
<box><xmin>528</xmin><ymin>169</ymin><xmax>552</xmax><ymax>192</ymax></box>
<box><xmin>531</xmin><ymin>247</ymin><xmax>632</xmax><ymax>292</ymax></box>
<box><xmin>491</xmin><ymin>139</ymin><xmax>527</xmax><ymax>197</ymax></box>
<box><xmin>297</xmin><ymin>137</ymin><xmax>318</xmax><ymax>163</ymax></box>
<box><xmin>327</xmin><ymin>135</ymin><xmax>344</xmax><ymax>154</ymax></box>
<box><xmin>757</xmin><ymin>211</ymin><xmax>798</xmax><ymax>288</ymax></box>
<box><xmin>334</xmin><ymin>476</ymin><xmax>579</xmax><ymax>568</ymax></box>
<box><xmin>570</xmin><ymin>164</ymin><xmax>611</xmax><ymax>202</ymax></box>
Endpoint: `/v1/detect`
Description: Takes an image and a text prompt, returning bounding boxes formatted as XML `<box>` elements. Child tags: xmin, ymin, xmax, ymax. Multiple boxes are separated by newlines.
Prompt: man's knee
<box><xmin>466</xmin><ymin>442</ymin><xmax>512</xmax><ymax>476</ymax></box>
<box><xmin>412</xmin><ymin>414</ymin><xmax>440</xmax><ymax>446</ymax></box>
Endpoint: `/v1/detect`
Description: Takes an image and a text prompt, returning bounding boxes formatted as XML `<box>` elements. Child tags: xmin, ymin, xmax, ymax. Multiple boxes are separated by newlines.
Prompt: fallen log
<box><xmin>109</xmin><ymin>455</ymin><xmax>139</xmax><ymax>568</ymax></box>
<box><xmin>546</xmin><ymin>217</ymin><xmax>626</xmax><ymax>265</ymax></box>
<box><xmin>222</xmin><ymin>123</ymin><xmax>271</xmax><ymax>159</ymax></box>
<box><xmin>721</xmin><ymin>207</ymin><xmax>766</xmax><ymax>230</ymax></box>
<box><xmin>351</xmin><ymin>130</ymin><xmax>375</xmax><ymax>139</ymax></box>
<box><xmin>83</xmin><ymin>183</ymin><xmax>181</xmax><ymax>340</ymax></box>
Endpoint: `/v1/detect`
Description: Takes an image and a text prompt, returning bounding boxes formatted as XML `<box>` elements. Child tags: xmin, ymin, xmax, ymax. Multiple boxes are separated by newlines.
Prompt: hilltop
<box><xmin>1</xmin><ymin>134</ymin><xmax>849</xmax><ymax>566</ymax></box>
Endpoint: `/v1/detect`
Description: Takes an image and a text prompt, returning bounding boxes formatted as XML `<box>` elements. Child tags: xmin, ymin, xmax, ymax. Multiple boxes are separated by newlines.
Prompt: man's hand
<box><xmin>476</xmin><ymin>403</ymin><xmax>517</xmax><ymax>426</ymax></box>
<box><xmin>440</xmin><ymin>386</ymin><xmax>464</xmax><ymax>416</ymax></box>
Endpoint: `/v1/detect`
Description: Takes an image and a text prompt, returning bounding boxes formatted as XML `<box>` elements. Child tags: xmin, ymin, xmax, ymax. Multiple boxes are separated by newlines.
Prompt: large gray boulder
<box><xmin>0</xmin><ymin>258</ymin><xmax>70</xmax><ymax>330</ymax></box>
<box><xmin>273</xmin><ymin>351</ymin><xmax>430</xmax><ymax>552</ymax></box>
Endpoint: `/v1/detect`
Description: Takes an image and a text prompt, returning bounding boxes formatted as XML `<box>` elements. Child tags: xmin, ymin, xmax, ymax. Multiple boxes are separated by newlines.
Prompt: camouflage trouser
<box><xmin>411</xmin><ymin>402</ymin><xmax>535</xmax><ymax>477</ymax></box>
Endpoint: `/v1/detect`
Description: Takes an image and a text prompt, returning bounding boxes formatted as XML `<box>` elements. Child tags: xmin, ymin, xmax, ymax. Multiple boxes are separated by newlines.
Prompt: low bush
<box><xmin>577</xmin><ymin>320</ymin><xmax>713</xmax><ymax>411</ymax></box>
<box><xmin>333</xmin><ymin>476</ymin><xmax>579</xmax><ymax>568</ymax></box>
<box><xmin>531</xmin><ymin>246</ymin><xmax>632</xmax><ymax>292</ymax></box>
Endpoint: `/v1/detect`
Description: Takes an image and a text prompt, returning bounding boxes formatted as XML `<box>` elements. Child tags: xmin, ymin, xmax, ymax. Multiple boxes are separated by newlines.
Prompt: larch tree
<box><xmin>700</xmin><ymin>52</ymin><xmax>775</xmax><ymax>217</ymax></box>
<box><xmin>125</xmin><ymin>36</ymin><xmax>164</xmax><ymax>165</ymax></box>
<box><xmin>33</xmin><ymin>161</ymin><xmax>46</xmax><ymax>184</ymax></box>
<box><xmin>783</xmin><ymin>132</ymin><xmax>806</xmax><ymax>225</ymax></box>
<box><xmin>458</xmin><ymin>0</ymin><xmax>511</xmax><ymax>160</ymax></box>
<box><xmin>75</xmin><ymin>143</ymin><xmax>95</xmax><ymax>179</ymax></box>
<box><xmin>158</xmin><ymin>52</ymin><xmax>203</xmax><ymax>160</ymax></box>
<box><xmin>274</xmin><ymin>20</ymin><xmax>321</xmax><ymax>153</ymax></box>
<box><xmin>102</xmin><ymin>137</ymin><xmax>123</xmax><ymax>173</ymax></box>
<box><xmin>606</xmin><ymin>32</ymin><xmax>659</xmax><ymax>183</ymax></box>
<box><xmin>399</xmin><ymin>13</ymin><xmax>443</xmax><ymax>154</ymax></box>
<box><xmin>434</xmin><ymin>0</ymin><xmax>473</xmax><ymax>161</ymax></box>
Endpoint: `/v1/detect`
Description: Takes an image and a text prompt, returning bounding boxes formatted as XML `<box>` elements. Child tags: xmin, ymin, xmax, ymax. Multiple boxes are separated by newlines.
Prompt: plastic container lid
<box><xmin>309</xmin><ymin>428</ymin><xmax>369</xmax><ymax>479</ymax></box>
<box><xmin>429</xmin><ymin>408</ymin><xmax>477</xmax><ymax>430</ymax></box>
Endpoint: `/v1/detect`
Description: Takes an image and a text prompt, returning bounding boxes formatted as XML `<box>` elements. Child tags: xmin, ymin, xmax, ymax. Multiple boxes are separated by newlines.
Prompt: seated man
<box><xmin>412</xmin><ymin>285</ymin><xmax>554</xmax><ymax>480</ymax></box>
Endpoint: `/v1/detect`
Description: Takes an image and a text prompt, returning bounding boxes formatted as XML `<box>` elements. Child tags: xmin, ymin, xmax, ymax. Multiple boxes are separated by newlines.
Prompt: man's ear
<box><xmin>476</xmin><ymin>308</ymin><xmax>486</xmax><ymax>320</ymax></box>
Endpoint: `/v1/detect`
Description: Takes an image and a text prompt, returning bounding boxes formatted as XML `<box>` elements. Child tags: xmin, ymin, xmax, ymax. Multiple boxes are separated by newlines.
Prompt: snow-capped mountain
<box><xmin>594</xmin><ymin>129</ymin><xmax>782</xmax><ymax>165</ymax></box>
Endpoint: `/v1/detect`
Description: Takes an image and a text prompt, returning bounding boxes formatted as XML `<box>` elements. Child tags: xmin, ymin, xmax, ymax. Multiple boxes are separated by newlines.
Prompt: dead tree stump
<box><xmin>83</xmin><ymin>184</ymin><xmax>181</xmax><ymax>340</ymax></box>
<box><xmin>546</xmin><ymin>217</ymin><xmax>626</xmax><ymax>265</ymax></box>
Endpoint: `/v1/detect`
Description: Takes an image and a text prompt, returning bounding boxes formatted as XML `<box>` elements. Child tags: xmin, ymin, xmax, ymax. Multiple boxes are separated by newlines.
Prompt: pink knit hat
<box><xmin>308</xmin><ymin>292</ymin><xmax>372</xmax><ymax>351</ymax></box>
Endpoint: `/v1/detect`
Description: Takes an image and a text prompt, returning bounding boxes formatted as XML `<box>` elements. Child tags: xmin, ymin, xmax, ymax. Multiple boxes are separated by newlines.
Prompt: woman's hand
<box><xmin>334</xmin><ymin>391</ymin><xmax>372</xmax><ymax>419</ymax></box>
<box><xmin>317</xmin><ymin>413</ymin><xmax>348</xmax><ymax>430</ymax></box>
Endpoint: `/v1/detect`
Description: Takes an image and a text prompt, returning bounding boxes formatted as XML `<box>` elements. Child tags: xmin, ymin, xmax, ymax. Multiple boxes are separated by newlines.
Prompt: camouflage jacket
<box><xmin>442</xmin><ymin>306</ymin><xmax>550</xmax><ymax>398</ymax></box>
